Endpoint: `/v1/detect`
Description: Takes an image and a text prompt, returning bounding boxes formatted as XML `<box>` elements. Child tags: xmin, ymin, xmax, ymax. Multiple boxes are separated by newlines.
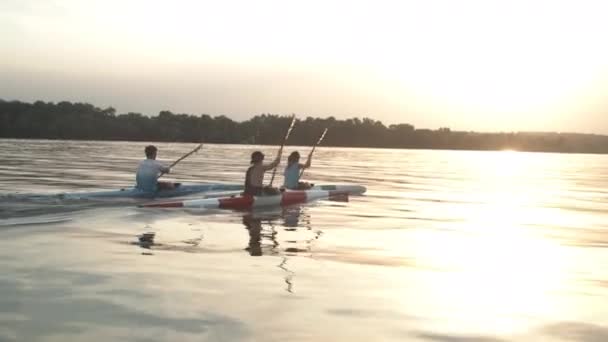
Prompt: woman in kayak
<box><xmin>283</xmin><ymin>151</ymin><xmax>312</xmax><ymax>190</ymax></box>
<box><xmin>244</xmin><ymin>151</ymin><xmax>281</xmax><ymax>196</ymax></box>
<box><xmin>136</xmin><ymin>145</ymin><xmax>174</xmax><ymax>192</ymax></box>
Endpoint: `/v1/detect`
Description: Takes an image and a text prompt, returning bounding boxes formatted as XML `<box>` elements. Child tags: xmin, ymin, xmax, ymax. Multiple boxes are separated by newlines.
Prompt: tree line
<box><xmin>1</xmin><ymin>99</ymin><xmax>607</xmax><ymax>153</ymax></box>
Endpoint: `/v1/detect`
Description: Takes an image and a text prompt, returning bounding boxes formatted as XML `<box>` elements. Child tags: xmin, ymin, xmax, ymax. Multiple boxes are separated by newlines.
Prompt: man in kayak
<box><xmin>283</xmin><ymin>151</ymin><xmax>312</xmax><ymax>190</ymax></box>
<box><xmin>244</xmin><ymin>151</ymin><xmax>281</xmax><ymax>196</ymax></box>
<box><xmin>136</xmin><ymin>145</ymin><xmax>174</xmax><ymax>192</ymax></box>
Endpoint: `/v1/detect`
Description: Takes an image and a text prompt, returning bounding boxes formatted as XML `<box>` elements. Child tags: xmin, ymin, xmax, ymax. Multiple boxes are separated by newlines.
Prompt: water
<box><xmin>1</xmin><ymin>139</ymin><xmax>608</xmax><ymax>341</ymax></box>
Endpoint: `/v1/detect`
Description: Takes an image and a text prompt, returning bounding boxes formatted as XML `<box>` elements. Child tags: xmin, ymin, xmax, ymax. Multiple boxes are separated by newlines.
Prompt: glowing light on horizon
<box><xmin>2</xmin><ymin>0</ymin><xmax>608</xmax><ymax>132</ymax></box>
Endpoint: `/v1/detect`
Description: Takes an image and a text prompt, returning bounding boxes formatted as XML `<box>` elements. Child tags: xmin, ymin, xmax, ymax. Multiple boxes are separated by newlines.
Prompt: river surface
<box><xmin>1</xmin><ymin>139</ymin><xmax>607</xmax><ymax>342</ymax></box>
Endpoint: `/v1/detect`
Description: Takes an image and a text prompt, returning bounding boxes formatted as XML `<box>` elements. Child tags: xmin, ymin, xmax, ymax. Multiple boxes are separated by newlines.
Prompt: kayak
<box><xmin>8</xmin><ymin>183</ymin><xmax>244</xmax><ymax>200</ymax></box>
<box><xmin>202</xmin><ymin>184</ymin><xmax>367</xmax><ymax>198</ymax></box>
<box><xmin>5</xmin><ymin>184</ymin><xmax>365</xmax><ymax>202</ymax></box>
<box><xmin>140</xmin><ymin>189</ymin><xmax>350</xmax><ymax>209</ymax></box>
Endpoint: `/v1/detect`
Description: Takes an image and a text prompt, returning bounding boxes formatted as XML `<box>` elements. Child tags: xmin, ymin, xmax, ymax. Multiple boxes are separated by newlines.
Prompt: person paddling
<box><xmin>244</xmin><ymin>114</ymin><xmax>296</xmax><ymax>196</ymax></box>
<box><xmin>283</xmin><ymin>128</ymin><xmax>326</xmax><ymax>190</ymax></box>
<box><xmin>244</xmin><ymin>151</ymin><xmax>281</xmax><ymax>196</ymax></box>
<box><xmin>136</xmin><ymin>145</ymin><xmax>174</xmax><ymax>192</ymax></box>
<box><xmin>283</xmin><ymin>151</ymin><xmax>312</xmax><ymax>190</ymax></box>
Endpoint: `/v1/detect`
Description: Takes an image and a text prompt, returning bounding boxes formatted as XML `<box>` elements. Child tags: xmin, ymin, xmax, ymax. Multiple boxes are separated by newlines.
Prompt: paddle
<box><xmin>299</xmin><ymin>128</ymin><xmax>328</xmax><ymax>179</ymax></box>
<box><xmin>269</xmin><ymin>114</ymin><xmax>297</xmax><ymax>187</ymax></box>
<box><xmin>158</xmin><ymin>142</ymin><xmax>203</xmax><ymax>179</ymax></box>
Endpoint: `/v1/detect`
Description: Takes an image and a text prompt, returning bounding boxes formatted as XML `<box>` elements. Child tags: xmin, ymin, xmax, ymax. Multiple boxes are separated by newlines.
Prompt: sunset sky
<box><xmin>2</xmin><ymin>0</ymin><xmax>608</xmax><ymax>133</ymax></box>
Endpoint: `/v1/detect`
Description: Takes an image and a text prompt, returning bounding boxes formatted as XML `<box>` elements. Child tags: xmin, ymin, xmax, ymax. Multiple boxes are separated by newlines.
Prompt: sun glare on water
<box><xmin>393</xmin><ymin>151</ymin><xmax>589</xmax><ymax>335</ymax></box>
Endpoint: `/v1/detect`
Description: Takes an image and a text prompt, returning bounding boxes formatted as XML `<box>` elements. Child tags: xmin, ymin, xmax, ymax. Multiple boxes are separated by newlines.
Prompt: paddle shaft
<box><xmin>158</xmin><ymin>143</ymin><xmax>203</xmax><ymax>179</ymax></box>
<box><xmin>299</xmin><ymin>128</ymin><xmax>328</xmax><ymax>179</ymax></box>
<box><xmin>269</xmin><ymin>115</ymin><xmax>296</xmax><ymax>187</ymax></box>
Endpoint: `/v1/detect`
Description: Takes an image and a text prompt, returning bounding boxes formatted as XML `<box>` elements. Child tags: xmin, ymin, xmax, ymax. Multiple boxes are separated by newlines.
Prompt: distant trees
<box><xmin>1</xmin><ymin>99</ymin><xmax>607</xmax><ymax>153</ymax></box>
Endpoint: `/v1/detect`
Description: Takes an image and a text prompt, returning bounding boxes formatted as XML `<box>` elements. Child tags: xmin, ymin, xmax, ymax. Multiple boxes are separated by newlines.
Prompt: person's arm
<box><xmin>301</xmin><ymin>159</ymin><xmax>311</xmax><ymax>169</ymax></box>
<box><xmin>263</xmin><ymin>156</ymin><xmax>281</xmax><ymax>171</ymax></box>
<box><xmin>300</xmin><ymin>155</ymin><xmax>312</xmax><ymax>169</ymax></box>
<box><xmin>156</xmin><ymin>161</ymin><xmax>171</xmax><ymax>174</ymax></box>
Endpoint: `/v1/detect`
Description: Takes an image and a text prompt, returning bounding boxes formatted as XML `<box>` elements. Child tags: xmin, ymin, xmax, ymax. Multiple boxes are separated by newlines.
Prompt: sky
<box><xmin>1</xmin><ymin>0</ymin><xmax>608</xmax><ymax>133</ymax></box>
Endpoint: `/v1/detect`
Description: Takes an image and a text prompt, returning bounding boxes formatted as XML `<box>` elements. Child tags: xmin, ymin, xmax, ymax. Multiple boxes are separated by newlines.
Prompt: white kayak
<box><xmin>6</xmin><ymin>183</ymin><xmax>244</xmax><ymax>200</ymax></box>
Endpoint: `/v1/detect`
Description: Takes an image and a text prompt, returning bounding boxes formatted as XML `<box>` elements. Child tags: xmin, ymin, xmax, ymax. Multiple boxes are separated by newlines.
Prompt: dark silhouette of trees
<box><xmin>1</xmin><ymin>99</ymin><xmax>607</xmax><ymax>153</ymax></box>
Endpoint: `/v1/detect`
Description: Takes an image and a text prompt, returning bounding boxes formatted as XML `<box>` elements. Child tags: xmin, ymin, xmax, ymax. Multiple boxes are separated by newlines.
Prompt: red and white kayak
<box><xmin>140</xmin><ymin>189</ymin><xmax>349</xmax><ymax>209</ymax></box>
<box><xmin>203</xmin><ymin>184</ymin><xmax>366</xmax><ymax>198</ymax></box>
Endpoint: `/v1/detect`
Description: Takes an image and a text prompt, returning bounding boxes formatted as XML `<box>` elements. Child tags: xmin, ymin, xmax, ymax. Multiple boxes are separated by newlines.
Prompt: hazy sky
<box><xmin>2</xmin><ymin>0</ymin><xmax>608</xmax><ymax>133</ymax></box>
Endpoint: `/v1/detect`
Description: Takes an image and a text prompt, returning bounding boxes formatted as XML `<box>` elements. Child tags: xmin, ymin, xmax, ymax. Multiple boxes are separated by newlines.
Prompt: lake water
<box><xmin>1</xmin><ymin>139</ymin><xmax>608</xmax><ymax>341</ymax></box>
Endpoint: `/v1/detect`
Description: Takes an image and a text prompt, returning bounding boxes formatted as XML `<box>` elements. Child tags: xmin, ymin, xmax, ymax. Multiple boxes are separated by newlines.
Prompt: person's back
<box><xmin>283</xmin><ymin>151</ymin><xmax>311</xmax><ymax>190</ymax></box>
<box><xmin>244</xmin><ymin>151</ymin><xmax>280</xmax><ymax>196</ymax></box>
<box><xmin>283</xmin><ymin>162</ymin><xmax>300</xmax><ymax>190</ymax></box>
<box><xmin>136</xmin><ymin>145</ymin><xmax>170</xmax><ymax>192</ymax></box>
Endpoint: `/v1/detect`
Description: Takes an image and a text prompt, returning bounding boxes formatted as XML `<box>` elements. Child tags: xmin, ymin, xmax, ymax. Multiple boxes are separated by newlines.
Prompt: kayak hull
<box><xmin>18</xmin><ymin>183</ymin><xmax>244</xmax><ymax>200</ymax></box>
<box><xmin>201</xmin><ymin>184</ymin><xmax>366</xmax><ymax>198</ymax></box>
<box><xmin>6</xmin><ymin>184</ymin><xmax>364</xmax><ymax>201</ymax></box>
<box><xmin>141</xmin><ymin>190</ymin><xmax>349</xmax><ymax>209</ymax></box>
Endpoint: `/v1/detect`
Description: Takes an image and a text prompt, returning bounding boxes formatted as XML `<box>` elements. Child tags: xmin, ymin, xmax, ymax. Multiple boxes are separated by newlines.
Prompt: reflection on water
<box><xmin>1</xmin><ymin>139</ymin><xmax>608</xmax><ymax>341</ymax></box>
<box><xmin>241</xmin><ymin>206</ymin><xmax>319</xmax><ymax>293</ymax></box>
<box><xmin>131</xmin><ymin>205</ymin><xmax>319</xmax><ymax>293</ymax></box>
<box><xmin>242</xmin><ymin>206</ymin><xmax>317</xmax><ymax>257</ymax></box>
<box><xmin>242</xmin><ymin>213</ymin><xmax>272</xmax><ymax>257</ymax></box>
<box><xmin>278</xmin><ymin>257</ymin><xmax>295</xmax><ymax>293</ymax></box>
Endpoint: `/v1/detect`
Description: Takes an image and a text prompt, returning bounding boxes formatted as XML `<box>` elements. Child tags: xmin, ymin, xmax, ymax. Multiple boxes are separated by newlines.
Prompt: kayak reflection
<box><xmin>242</xmin><ymin>214</ymin><xmax>264</xmax><ymax>257</ymax></box>
<box><xmin>241</xmin><ymin>206</ymin><xmax>321</xmax><ymax>257</ymax></box>
<box><xmin>241</xmin><ymin>205</ymin><xmax>321</xmax><ymax>293</ymax></box>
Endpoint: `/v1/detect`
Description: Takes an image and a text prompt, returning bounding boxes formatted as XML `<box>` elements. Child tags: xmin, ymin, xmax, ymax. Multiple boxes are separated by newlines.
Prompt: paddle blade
<box><xmin>284</xmin><ymin>114</ymin><xmax>297</xmax><ymax>141</ymax></box>
<box><xmin>270</xmin><ymin>114</ymin><xmax>297</xmax><ymax>187</ymax></box>
<box><xmin>316</xmin><ymin>128</ymin><xmax>328</xmax><ymax>145</ymax></box>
